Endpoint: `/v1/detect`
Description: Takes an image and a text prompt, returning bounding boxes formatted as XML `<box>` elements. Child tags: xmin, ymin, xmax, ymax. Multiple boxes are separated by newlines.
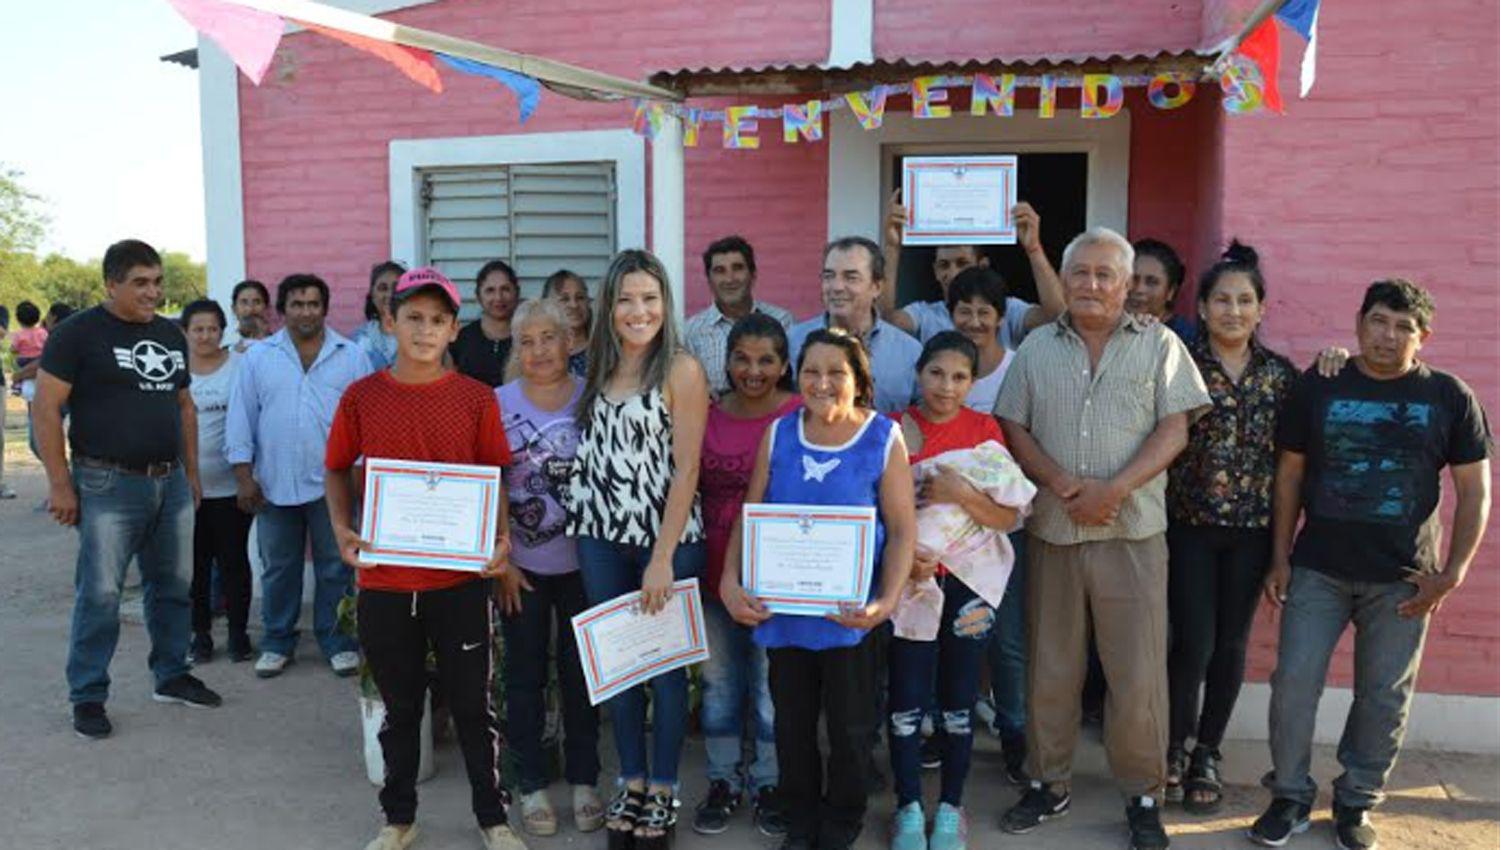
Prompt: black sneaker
<box><xmin>152</xmin><ymin>673</ymin><xmax>223</xmax><ymax>708</ymax></box>
<box><xmin>777</xmin><ymin>838</ymin><xmax>814</xmax><ymax>850</ymax></box>
<box><xmin>1000</xmin><ymin>781</ymin><xmax>1071</xmax><ymax>834</ymax></box>
<box><xmin>754</xmin><ymin>786</ymin><xmax>787</xmax><ymax>837</ymax></box>
<box><xmin>1126</xmin><ymin>797</ymin><xmax>1170</xmax><ymax>850</ymax></box>
<box><xmin>72</xmin><ymin>702</ymin><xmax>112</xmax><ymax>740</ymax></box>
<box><xmin>1000</xmin><ymin>733</ymin><xmax>1029</xmax><ymax>785</ymax></box>
<box><xmin>1333</xmin><ymin>802</ymin><xmax>1378</xmax><ymax>850</ymax></box>
<box><xmin>920</xmin><ymin>732</ymin><xmax>944</xmax><ymax>769</ymax></box>
<box><xmin>1247</xmin><ymin>798</ymin><xmax>1312</xmax><ymax>846</ymax></box>
<box><xmin>692</xmin><ymin>779</ymin><xmax>741</xmax><ymax>835</ymax></box>
<box><xmin>189</xmin><ymin>633</ymin><xmax>214</xmax><ymax>665</ymax></box>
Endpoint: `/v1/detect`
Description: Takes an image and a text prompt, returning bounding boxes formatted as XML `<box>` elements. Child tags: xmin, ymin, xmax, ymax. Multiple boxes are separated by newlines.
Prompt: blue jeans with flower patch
<box><xmin>66</xmin><ymin>463</ymin><xmax>193</xmax><ymax>705</ymax></box>
<box><xmin>888</xmin><ymin>575</ymin><xmax>995</xmax><ymax>807</ymax></box>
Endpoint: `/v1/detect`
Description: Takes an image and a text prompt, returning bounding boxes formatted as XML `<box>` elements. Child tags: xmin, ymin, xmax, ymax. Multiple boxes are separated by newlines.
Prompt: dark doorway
<box><xmin>892</xmin><ymin>152</ymin><xmax>1088</xmax><ymax>309</ymax></box>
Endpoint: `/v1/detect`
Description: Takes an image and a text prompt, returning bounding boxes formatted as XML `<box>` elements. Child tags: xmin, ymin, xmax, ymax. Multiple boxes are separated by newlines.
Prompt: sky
<box><xmin>2</xmin><ymin>1</ymin><xmax>205</xmax><ymax>261</ymax></box>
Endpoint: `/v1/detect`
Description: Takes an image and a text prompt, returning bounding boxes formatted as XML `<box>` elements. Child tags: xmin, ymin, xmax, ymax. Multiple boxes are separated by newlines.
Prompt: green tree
<box><xmin>161</xmin><ymin>250</ymin><xmax>207</xmax><ymax>309</ymax></box>
<box><xmin>36</xmin><ymin>253</ymin><xmax>103</xmax><ymax>309</ymax></box>
<box><xmin>0</xmin><ymin>165</ymin><xmax>48</xmax><ymax>256</ymax></box>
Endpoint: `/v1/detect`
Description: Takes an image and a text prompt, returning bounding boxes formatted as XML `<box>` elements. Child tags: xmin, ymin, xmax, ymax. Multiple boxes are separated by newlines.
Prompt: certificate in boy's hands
<box><xmin>742</xmin><ymin>504</ymin><xmax>877</xmax><ymax>616</ymax></box>
<box><xmin>358</xmin><ymin>458</ymin><xmax>502</xmax><ymax>571</ymax></box>
<box><xmin>571</xmin><ymin>578</ymin><xmax>709</xmax><ymax>706</ymax></box>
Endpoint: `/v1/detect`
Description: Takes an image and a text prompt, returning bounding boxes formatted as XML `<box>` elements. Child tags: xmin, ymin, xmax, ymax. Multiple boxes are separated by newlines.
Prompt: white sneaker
<box><xmin>364</xmin><ymin>824</ymin><xmax>418</xmax><ymax>850</ymax></box>
<box><xmin>254</xmin><ymin>651</ymin><xmax>292</xmax><ymax>678</ymax></box>
<box><xmin>330</xmin><ymin>651</ymin><xmax>361</xmax><ymax>677</ymax></box>
<box><xmin>479</xmin><ymin>823</ymin><xmax>528</xmax><ymax>850</ymax></box>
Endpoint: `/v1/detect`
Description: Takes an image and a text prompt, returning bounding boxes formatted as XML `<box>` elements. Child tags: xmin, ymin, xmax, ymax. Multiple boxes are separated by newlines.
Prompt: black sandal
<box><xmin>1165</xmin><ymin>745</ymin><xmax>1187</xmax><ymax>804</ymax></box>
<box><xmin>632</xmin><ymin>791</ymin><xmax>678</xmax><ymax>850</ymax></box>
<box><xmin>606</xmin><ymin>787</ymin><xmax>645</xmax><ymax>850</ymax></box>
<box><xmin>1182</xmin><ymin>745</ymin><xmax>1224</xmax><ymax>815</ymax></box>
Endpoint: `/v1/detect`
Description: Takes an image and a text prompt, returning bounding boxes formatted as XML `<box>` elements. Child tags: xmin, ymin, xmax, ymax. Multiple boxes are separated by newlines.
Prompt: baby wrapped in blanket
<box><xmin>891</xmin><ymin>439</ymin><xmax>1037</xmax><ymax>641</ymax></box>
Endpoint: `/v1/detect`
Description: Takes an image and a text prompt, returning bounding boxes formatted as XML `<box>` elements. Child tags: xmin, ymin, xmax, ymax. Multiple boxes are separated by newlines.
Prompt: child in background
<box><xmin>9</xmin><ymin>301</ymin><xmax>46</xmax><ymax>399</ymax></box>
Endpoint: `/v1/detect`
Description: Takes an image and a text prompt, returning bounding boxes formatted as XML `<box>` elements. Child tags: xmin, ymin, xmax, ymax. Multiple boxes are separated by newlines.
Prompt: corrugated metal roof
<box><xmin>650</xmin><ymin>49</ymin><xmax>1212</xmax><ymax>96</ymax></box>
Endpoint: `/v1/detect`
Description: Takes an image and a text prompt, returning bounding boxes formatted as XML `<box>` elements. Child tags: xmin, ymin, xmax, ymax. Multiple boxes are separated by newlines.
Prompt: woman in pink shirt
<box><xmin>692</xmin><ymin>313</ymin><xmax>800</xmax><ymax>836</ymax></box>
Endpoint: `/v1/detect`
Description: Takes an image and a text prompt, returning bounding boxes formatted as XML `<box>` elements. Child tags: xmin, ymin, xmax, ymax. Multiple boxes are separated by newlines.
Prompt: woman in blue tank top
<box><xmin>719</xmin><ymin>327</ymin><xmax>917</xmax><ymax>850</ymax></box>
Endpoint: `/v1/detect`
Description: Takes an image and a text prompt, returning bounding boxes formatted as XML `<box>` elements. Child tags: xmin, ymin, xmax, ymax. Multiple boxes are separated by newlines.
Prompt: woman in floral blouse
<box><xmin>1165</xmin><ymin>241</ymin><xmax>1298</xmax><ymax>814</ymax></box>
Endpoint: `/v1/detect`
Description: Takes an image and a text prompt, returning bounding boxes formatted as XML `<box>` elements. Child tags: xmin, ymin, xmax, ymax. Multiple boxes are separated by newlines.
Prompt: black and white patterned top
<box><xmin>564</xmin><ymin>386</ymin><xmax>705</xmax><ymax>547</ymax></box>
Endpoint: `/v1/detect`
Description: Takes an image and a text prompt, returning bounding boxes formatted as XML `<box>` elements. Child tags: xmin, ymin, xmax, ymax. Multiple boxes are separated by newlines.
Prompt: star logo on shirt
<box><xmin>113</xmin><ymin>340</ymin><xmax>183</xmax><ymax>383</ymax></box>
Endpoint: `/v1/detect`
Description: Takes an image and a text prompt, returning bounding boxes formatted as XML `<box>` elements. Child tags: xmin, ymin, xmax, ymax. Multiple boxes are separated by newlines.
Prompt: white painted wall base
<box><xmin>1225</xmin><ymin>682</ymin><xmax>1500</xmax><ymax>755</ymax></box>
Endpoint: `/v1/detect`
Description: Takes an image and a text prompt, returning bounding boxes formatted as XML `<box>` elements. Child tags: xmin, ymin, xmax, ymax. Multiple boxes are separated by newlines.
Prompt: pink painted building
<box><xmin>183</xmin><ymin>0</ymin><xmax>1499</xmax><ymax>747</ymax></box>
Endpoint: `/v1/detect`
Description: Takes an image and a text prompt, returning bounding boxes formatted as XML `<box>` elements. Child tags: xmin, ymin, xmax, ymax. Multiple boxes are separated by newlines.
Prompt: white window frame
<box><xmin>388</xmin><ymin>129</ymin><xmax>645</xmax><ymax>269</ymax></box>
<box><xmin>826</xmin><ymin>108</ymin><xmax>1132</xmax><ymax>241</ymax></box>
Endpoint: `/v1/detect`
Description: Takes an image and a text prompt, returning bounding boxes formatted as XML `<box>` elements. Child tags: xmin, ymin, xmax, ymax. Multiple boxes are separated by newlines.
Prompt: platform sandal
<box><xmin>633</xmin><ymin>791</ymin><xmax>679</xmax><ymax>850</ymax></box>
<box><xmin>606</xmin><ymin>786</ymin><xmax>646</xmax><ymax>850</ymax></box>
<box><xmin>1182</xmin><ymin>745</ymin><xmax>1224</xmax><ymax>815</ymax></box>
<box><xmin>1164</xmin><ymin>745</ymin><xmax>1187</xmax><ymax>804</ymax></box>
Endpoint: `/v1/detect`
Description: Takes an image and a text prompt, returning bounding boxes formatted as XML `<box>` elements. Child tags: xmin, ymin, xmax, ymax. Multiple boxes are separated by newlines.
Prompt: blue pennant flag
<box><xmin>436</xmin><ymin>53</ymin><xmax>541</xmax><ymax>123</ymax></box>
<box><xmin>1274</xmin><ymin>0</ymin><xmax>1321</xmax><ymax>97</ymax></box>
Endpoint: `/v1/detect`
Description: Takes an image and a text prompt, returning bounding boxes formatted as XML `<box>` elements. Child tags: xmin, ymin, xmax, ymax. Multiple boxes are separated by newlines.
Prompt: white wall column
<box><xmin>198</xmin><ymin>38</ymin><xmax>247</xmax><ymax>309</ymax></box>
<box><xmin>650</xmin><ymin>116</ymin><xmax>686</xmax><ymax>322</ymax></box>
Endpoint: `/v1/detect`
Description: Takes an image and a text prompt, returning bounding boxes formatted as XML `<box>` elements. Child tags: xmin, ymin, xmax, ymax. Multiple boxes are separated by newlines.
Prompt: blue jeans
<box><xmin>500</xmin><ymin>569</ymin><xmax>600</xmax><ymax>794</ymax></box>
<box><xmin>577</xmin><ymin>536</ymin><xmax>704</xmax><ymax>787</ymax></box>
<box><xmin>700</xmin><ymin>597</ymin><xmax>777</xmax><ymax>794</ymax></box>
<box><xmin>1267</xmin><ymin>567</ymin><xmax>1430</xmax><ymax>809</ymax></box>
<box><xmin>889</xmin><ymin>576</ymin><xmax>994</xmax><ymax>807</ymax></box>
<box><xmin>66</xmin><ymin>464</ymin><xmax>193</xmax><ymax>705</ymax></box>
<box><xmin>255</xmin><ymin>498</ymin><xmax>355</xmax><ymax>658</ymax></box>
<box><xmin>986</xmin><ymin>531</ymin><xmax>1028</xmax><ymax>740</ymax></box>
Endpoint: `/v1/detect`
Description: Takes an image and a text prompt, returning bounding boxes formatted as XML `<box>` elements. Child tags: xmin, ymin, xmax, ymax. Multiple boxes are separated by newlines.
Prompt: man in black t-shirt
<box><xmin>1249</xmin><ymin>280</ymin><xmax>1492</xmax><ymax>850</ymax></box>
<box><xmin>34</xmin><ymin>239</ymin><xmax>223</xmax><ymax>740</ymax></box>
<box><xmin>449</xmin><ymin>258</ymin><xmax>519</xmax><ymax>387</ymax></box>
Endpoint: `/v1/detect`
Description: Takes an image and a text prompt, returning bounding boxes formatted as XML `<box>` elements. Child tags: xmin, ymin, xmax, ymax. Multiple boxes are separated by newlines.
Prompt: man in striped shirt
<box><xmin>994</xmin><ymin>226</ymin><xmax>1210</xmax><ymax>850</ymax></box>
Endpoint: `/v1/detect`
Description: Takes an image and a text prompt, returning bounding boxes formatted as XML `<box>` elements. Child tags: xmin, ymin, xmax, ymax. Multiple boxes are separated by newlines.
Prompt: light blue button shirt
<box><xmin>224</xmin><ymin>327</ymin><xmax>372</xmax><ymax>507</ymax></box>
<box><xmin>787</xmin><ymin>312</ymin><xmax>922</xmax><ymax>414</ymax></box>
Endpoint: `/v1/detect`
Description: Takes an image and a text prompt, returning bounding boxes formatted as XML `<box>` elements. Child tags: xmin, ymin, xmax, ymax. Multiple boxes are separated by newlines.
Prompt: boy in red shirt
<box><xmin>325</xmin><ymin>267</ymin><xmax>527</xmax><ymax>850</ymax></box>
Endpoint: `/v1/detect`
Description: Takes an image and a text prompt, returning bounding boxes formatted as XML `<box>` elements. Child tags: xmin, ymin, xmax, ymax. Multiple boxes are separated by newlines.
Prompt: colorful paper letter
<box><xmin>724</xmin><ymin>106</ymin><xmax>761</xmax><ymax>149</ymax></box>
<box><xmin>970</xmin><ymin>73</ymin><xmax>1016</xmax><ymax>117</ymax></box>
<box><xmin>911</xmin><ymin>76</ymin><xmax>952</xmax><ymax>119</ymax></box>
<box><xmin>1037</xmin><ymin>75</ymin><xmax>1058</xmax><ymax>118</ymax></box>
<box><xmin>681</xmin><ymin>107</ymin><xmax>704</xmax><ymax>147</ymax></box>
<box><xmin>1080</xmin><ymin>74</ymin><xmax>1124</xmax><ymax>119</ymax></box>
<box><xmin>783</xmin><ymin>101</ymin><xmax>824</xmax><ymax>142</ymax></box>
<box><xmin>845</xmin><ymin>86</ymin><xmax>890</xmax><ymax>130</ymax></box>
<box><xmin>1219</xmin><ymin>55</ymin><xmax>1267</xmax><ymax>114</ymax></box>
<box><xmin>1147</xmin><ymin>73</ymin><xmax>1196</xmax><ymax>110</ymax></box>
<box><xmin>631</xmin><ymin>100</ymin><xmax>663</xmax><ymax>139</ymax></box>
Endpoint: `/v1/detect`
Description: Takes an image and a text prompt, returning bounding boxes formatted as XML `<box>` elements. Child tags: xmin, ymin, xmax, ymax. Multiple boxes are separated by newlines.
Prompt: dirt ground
<box><xmin>1</xmin><ymin>395</ymin><xmax>1496</xmax><ymax>850</ymax></box>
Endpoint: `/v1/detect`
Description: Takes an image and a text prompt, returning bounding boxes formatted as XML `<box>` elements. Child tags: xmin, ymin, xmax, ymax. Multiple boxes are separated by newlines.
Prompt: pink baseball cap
<box><xmin>391</xmin><ymin>266</ymin><xmax>461</xmax><ymax>313</ymax></box>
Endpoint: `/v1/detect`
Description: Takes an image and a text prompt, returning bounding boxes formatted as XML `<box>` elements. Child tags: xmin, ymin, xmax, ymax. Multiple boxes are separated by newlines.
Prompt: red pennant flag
<box><xmin>299</xmin><ymin>21</ymin><xmax>443</xmax><ymax>93</ymax></box>
<box><xmin>1236</xmin><ymin>17</ymin><xmax>1284</xmax><ymax>113</ymax></box>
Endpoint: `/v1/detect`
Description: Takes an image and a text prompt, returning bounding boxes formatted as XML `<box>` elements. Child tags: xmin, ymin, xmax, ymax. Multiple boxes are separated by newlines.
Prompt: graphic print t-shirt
<box><xmin>1277</xmin><ymin>362</ymin><xmax>1492</xmax><ymax>582</ymax></box>
<box><xmin>496</xmin><ymin>379</ymin><xmax>582</xmax><ymax>575</ymax></box>
<box><xmin>39</xmin><ymin>306</ymin><xmax>191</xmax><ymax>465</ymax></box>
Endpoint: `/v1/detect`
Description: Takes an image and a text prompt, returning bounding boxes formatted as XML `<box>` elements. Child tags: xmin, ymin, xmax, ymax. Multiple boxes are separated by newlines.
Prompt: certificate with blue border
<box><xmin>358</xmin><ymin>458</ymin><xmax>501</xmax><ymax>571</ymax></box>
<box><xmin>742</xmin><ymin>503</ymin><xmax>877</xmax><ymax>616</ymax></box>
<box><xmin>571</xmin><ymin>578</ymin><xmax>709</xmax><ymax>706</ymax></box>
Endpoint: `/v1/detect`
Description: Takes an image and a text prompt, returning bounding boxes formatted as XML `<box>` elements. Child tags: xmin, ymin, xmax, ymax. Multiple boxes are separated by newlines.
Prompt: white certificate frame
<box><xmin>742</xmin><ymin>503</ymin><xmax>878</xmax><ymax>616</ymax></box>
<box><xmin>901</xmin><ymin>154</ymin><xmax>1018</xmax><ymax>246</ymax></box>
<box><xmin>571</xmin><ymin>578</ymin><xmax>709</xmax><ymax>706</ymax></box>
<box><xmin>358</xmin><ymin>458</ymin><xmax>501</xmax><ymax>571</ymax></box>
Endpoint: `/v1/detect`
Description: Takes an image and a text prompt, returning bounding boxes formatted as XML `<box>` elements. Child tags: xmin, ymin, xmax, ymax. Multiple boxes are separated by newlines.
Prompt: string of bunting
<box><xmin>631</xmin><ymin>67</ymin><xmax>1276</xmax><ymax>148</ymax></box>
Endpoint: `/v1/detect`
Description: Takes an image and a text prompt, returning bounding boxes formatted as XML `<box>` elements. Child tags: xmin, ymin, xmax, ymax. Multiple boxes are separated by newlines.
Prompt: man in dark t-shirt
<box><xmin>1250</xmin><ymin>280</ymin><xmax>1492</xmax><ymax>850</ymax></box>
<box><xmin>34</xmin><ymin>239</ymin><xmax>223</xmax><ymax>740</ymax></box>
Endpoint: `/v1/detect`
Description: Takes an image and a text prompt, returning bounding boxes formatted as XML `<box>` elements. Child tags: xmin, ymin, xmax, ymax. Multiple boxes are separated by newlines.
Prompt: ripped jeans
<box><xmin>888</xmin><ymin>575</ymin><xmax>994</xmax><ymax>807</ymax></box>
